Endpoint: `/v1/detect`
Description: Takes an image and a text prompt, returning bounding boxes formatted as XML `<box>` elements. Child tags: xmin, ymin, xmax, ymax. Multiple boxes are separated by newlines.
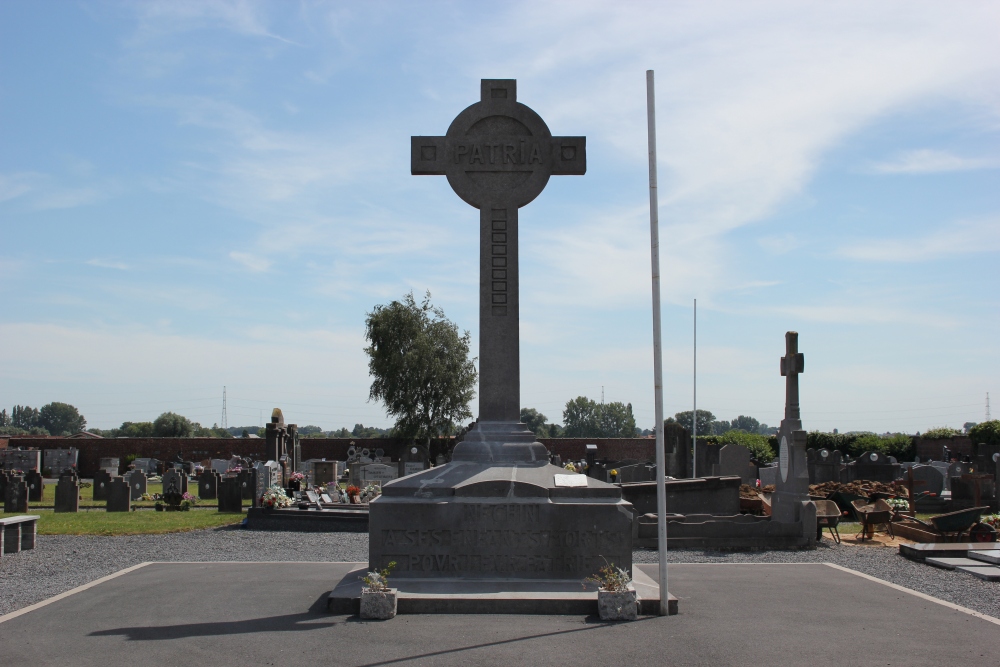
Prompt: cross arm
<box><xmin>780</xmin><ymin>353</ymin><xmax>804</xmax><ymax>377</ymax></box>
<box><xmin>411</xmin><ymin>136</ymin><xmax>446</xmax><ymax>175</ymax></box>
<box><xmin>550</xmin><ymin>137</ymin><xmax>586</xmax><ymax>175</ymax></box>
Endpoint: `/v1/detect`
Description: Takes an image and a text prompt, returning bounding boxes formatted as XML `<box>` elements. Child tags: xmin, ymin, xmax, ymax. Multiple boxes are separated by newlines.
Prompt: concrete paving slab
<box><xmin>957</xmin><ymin>565</ymin><xmax>1000</xmax><ymax>581</ymax></box>
<box><xmin>0</xmin><ymin>562</ymin><xmax>997</xmax><ymax>667</ymax></box>
<box><xmin>926</xmin><ymin>556</ymin><xmax>989</xmax><ymax>570</ymax></box>
<box><xmin>968</xmin><ymin>549</ymin><xmax>1000</xmax><ymax>565</ymax></box>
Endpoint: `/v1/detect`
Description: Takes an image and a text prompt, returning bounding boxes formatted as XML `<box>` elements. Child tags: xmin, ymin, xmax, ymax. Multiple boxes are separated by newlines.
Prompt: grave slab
<box><xmin>925</xmin><ymin>556</ymin><xmax>988</xmax><ymax>570</ymax></box>
<box><xmin>956</xmin><ymin>565</ymin><xmax>1000</xmax><ymax>581</ymax></box>
<box><xmin>967</xmin><ymin>549</ymin><xmax>1000</xmax><ymax>565</ymax></box>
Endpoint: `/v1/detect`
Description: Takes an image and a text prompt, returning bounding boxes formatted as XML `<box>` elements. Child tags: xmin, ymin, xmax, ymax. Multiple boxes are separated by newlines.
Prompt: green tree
<box><xmin>119</xmin><ymin>421</ymin><xmax>155</xmax><ymax>437</ymax></box>
<box><xmin>153</xmin><ymin>412</ymin><xmax>194</xmax><ymax>437</ymax></box>
<box><xmin>0</xmin><ymin>409</ymin><xmax>8</xmax><ymax>427</ymax></box>
<box><xmin>673</xmin><ymin>410</ymin><xmax>716</xmax><ymax>435</ymax></box>
<box><xmin>11</xmin><ymin>405</ymin><xmax>40</xmax><ymax>429</ymax></box>
<box><xmin>364</xmin><ymin>291</ymin><xmax>477</xmax><ymax>448</ymax></box>
<box><xmin>969</xmin><ymin>420</ymin><xmax>1000</xmax><ymax>447</ymax></box>
<box><xmin>563</xmin><ymin>396</ymin><xmax>601</xmax><ymax>437</ymax></box>
<box><xmin>520</xmin><ymin>408</ymin><xmax>549</xmax><ymax>436</ymax></box>
<box><xmin>730</xmin><ymin>415</ymin><xmax>760</xmax><ymax>434</ymax></box>
<box><xmin>718</xmin><ymin>430</ymin><xmax>775</xmax><ymax>464</ymax></box>
<box><xmin>600</xmin><ymin>402</ymin><xmax>637</xmax><ymax>437</ymax></box>
<box><xmin>38</xmin><ymin>402</ymin><xmax>86</xmax><ymax>435</ymax></box>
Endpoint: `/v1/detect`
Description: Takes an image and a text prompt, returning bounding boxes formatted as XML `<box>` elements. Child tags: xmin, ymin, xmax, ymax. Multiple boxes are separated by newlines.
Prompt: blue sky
<box><xmin>1</xmin><ymin>1</ymin><xmax>997</xmax><ymax>434</ymax></box>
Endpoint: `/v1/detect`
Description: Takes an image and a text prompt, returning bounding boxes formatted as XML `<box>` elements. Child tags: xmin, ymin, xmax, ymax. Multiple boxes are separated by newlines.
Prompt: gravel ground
<box><xmin>2</xmin><ymin>528</ymin><xmax>998</xmax><ymax>620</ymax></box>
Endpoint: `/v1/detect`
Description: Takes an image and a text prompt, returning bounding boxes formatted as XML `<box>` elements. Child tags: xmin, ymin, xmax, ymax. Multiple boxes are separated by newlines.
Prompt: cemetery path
<box><xmin>2</xmin><ymin>526</ymin><xmax>998</xmax><ymax>626</ymax></box>
<box><xmin>0</xmin><ymin>560</ymin><xmax>997</xmax><ymax>666</ymax></box>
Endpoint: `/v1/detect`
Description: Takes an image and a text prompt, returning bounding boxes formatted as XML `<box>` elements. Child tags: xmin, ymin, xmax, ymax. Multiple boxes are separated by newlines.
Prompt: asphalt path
<box><xmin>1</xmin><ymin>561</ymin><xmax>997</xmax><ymax>666</ymax></box>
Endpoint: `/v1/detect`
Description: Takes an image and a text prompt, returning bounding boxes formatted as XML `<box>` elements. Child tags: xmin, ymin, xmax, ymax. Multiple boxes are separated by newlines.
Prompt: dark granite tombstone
<box><xmin>198</xmin><ymin>470</ymin><xmax>220</xmax><ymax>500</ymax></box>
<box><xmin>54</xmin><ymin>471</ymin><xmax>80</xmax><ymax>513</ymax></box>
<box><xmin>25</xmin><ymin>470</ymin><xmax>44</xmax><ymax>502</ymax></box>
<box><xmin>310</xmin><ymin>460</ymin><xmax>337</xmax><ymax>486</ymax></box>
<box><xmin>695</xmin><ymin>443</ymin><xmax>722</xmax><ymax>478</ymax></box>
<box><xmin>92</xmin><ymin>469</ymin><xmax>112</xmax><ymax>501</ymax></box>
<box><xmin>160</xmin><ymin>469</ymin><xmax>188</xmax><ymax>496</ymax></box>
<box><xmin>852</xmin><ymin>451</ymin><xmax>901</xmax><ymax>482</ymax></box>
<box><xmin>107</xmin><ymin>477</ymin><xmax>131</xmax><ymax>512</ymax></box>
<box><xmin>4</xmin><ymin>476</ymin><xmax>28</xmax><ymax>513</ymax></box>
<box><xmin>809</xmin><ymin>448</ymin><xmax>843</xmax><ymax>484</ymax></box>
<box><xmin>237</xmin><ymin>469</ymin><xmax>254</xmax><ymax>500</ymax></box>
<box><xmin>718</xmin><ymin>444</ymin><xmax>755</xmax><ymax>484</ymax></box>
<box><xmin>0</xmin><ymin>471</ymin><xmax>9</xmax><ymax>503</ymax></box>
<box><xmin>218</xmin><ymin>477</ymin><xmax>243</xmax><ymax>513</ymax></box>
<box><xmin>615</xmin><ymin>463</ymin><xmax>656</xmax><ymax>484</ymax></box>
<box><xmin>125</xmin><ymin>470</ymin><xmax>147</xmax><ymax>500</ymax></box>
<box><xmin>910</xmin><ymin>464</ymin><xmax>945</xmax><ymax>497</ymax></box>
<box><xmin>99</xmin><ymin>457</ymin><xmax>120</xmax><ymax>475</ymax></box>
<box><xmin>370</xmin><ymin>80</ymin><xmax>630</xmax><ymax>581</ymax></box>
<box><xmin>771</xmin><ymin>332</ymin><xmax>810</xmax><ymax>523</ymax></box>
<box><xmin>44</xmin><ymin>448</ymin><xmax>79</xmax><ymax>476</ymax></box>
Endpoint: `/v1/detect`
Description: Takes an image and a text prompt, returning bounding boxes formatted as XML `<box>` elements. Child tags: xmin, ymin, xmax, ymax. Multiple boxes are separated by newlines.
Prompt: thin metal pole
<box><xmin>646</xmin><ymin>69</ymin><xmax>669</xmax><ymax>617</ymax></box>
<box><xmin>693</xmin><ymin>297</ymin><xmax>697</xmax><ymax>478</ymax></box>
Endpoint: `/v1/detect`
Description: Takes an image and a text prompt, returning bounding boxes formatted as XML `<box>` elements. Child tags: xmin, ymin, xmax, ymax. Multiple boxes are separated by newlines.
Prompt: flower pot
<box><xmin>597</xmin><ymin>589</ymin><xmax>637</xmax><ymax>621</ymax></box>
<box><xmin>360</xmin><ymin>588</ymin><xmax>397</xmax><ymax>620</ymax></box>
<box><xmin>289</xmin><ymin>481</ymin><xmax>301</xmax><ymax>492</ymax></box>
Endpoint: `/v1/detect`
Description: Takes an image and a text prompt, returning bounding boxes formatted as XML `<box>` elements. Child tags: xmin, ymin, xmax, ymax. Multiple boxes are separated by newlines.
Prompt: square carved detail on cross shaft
<box><xmin>491</xmin><ymin>207</ymin><xmax>507</xmax><ymax>316</ymax></box>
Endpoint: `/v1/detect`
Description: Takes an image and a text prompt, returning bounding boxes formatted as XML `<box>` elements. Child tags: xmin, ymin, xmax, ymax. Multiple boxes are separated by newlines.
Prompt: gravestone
<box><xmin>4</xmin><ymin>476</ymin><xmax>28</xmax><ymax>513</ymax></box>
<box><xmin>106</xmin><ymin>477</ymin><xmax>131</xmax><ymax>512</ymax></box>
<box><xmin>54</xmin><ymin>471</ymin><xmax>80</xmax><ymax>513</ymax></box>
<box><xmin>695</xmin><ymin>443</ymin><xmax>722</xmax><ymax>478</ymax></box>
<box><xmin>160</xmin><ymin>469</ymin><xmax>188</xmax><ymax>496</ymax></box>
<box><xmin>217</xmin><ymin>477</ymin><xmax>243</xmax><ymax>513</ymax></box>
<box><xmin>399</xmin><ymin>445</ymin><xmax>429</xmax><ymax>478</ymax></box>
<box><xmin>809</xmin><ymin>448</ymin><xmax>842</xmax><ymax>484</ymax></box>
<box><xmin>758</xmin><ymin>465</ymin><xmax>778</xmax><ymax>487</ymax></box>
<box><xmin>132</xmin><ymin>458</ymin><xmax>159</xmax><ymax>475</ymax></box>
<box><xmin>210</xmin><ymin>459</ymin><xmax>231</xmax><ymax>474</ymax></box>
<box><xmin>851</xmin><ymin>451</ymin><xmax>901</xmax><ymax>482</ymax></box>
<box><xmin>308</xmin><ymin>460</ymin><xmax>338</xmax><ymax>487</ymax></box>
<box><xmin>771</xmin><ymin>332</ymin><xmax>810</xmax><ymax>523</ymax></box>
<box><xmin>1</xmin><ymin>448</ymin><xmax>41</xmax><ymax>472</ymax></box>
<box><xmin>25</xmin><ymin>470</ymin><xmax>44</xmax><ymax>502</ymax></box>
<box><xmin>92</xmin><ymin>469</ymin><xmax>112</xmax><ymax>501</ymax></box>
<box><xmin>909</xmin><ymin>464</ymin><xmax>945</xmax><ymax>497</ymax></box>
<box><xmin>237</xmin><ymin>469</ymin><xmax>254</xmax><ymax>500</ymax></box>
<box><xmin>198</xmin><ymin>470</ymin><xmax>220</xmax><ymax>500</ymax></box>
<box><xmin>0</xmin><ymin>471</ymin><xmax>9</xmax><ymax>503</ymax></box>
<box><xmin>719</xmin><ymin>444</ymin><xmax>755</xmax><ymax>484</ymax></box>
<box><xmin>125</xmin><ymin>470</ymin><xmax>147</xmax><ymax>500</ymax></box>
<box><xmin>99</xmin><ymin>457</ymin><xmax>120</xmax><ymax>475</ymax></box>
<box><xmin>615</xmin><ymin>463</ymin><xmax>656</xmax><ymax>484</ymax></box>
<box><xmin>44</xmin><ymin>447</ymin><xmax>79</xmax><ymax>475</ymax></box>
<box><xmin>253</xmin><ymin>461</ymin><xmax>280</xmax><ymax>507</ymax></box>
<box><xmin>353</xmin><ymin>463</ymin><xmax>397</xmax><ymax>487</ymax></box>
<box><xmin>371</xmin><ymin>80</ymin><xmax>631</xmax><ymax>581</ymax></box>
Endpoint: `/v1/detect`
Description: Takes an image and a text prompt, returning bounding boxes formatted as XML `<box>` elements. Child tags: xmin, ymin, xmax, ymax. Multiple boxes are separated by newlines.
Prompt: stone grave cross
<box><xmin>773</xmin><ymin>331</ymin><xmax>810</xmax><ymax>524</ymax></box>
<box><xmin>412</xmin><ymin>79</ymin><xmax>585</xmax><ymax>427</ymax></box>
<box><xmin>780</xmin><ymin>331</ymin><xmax>804</xmax><ymax>425</ymax></box>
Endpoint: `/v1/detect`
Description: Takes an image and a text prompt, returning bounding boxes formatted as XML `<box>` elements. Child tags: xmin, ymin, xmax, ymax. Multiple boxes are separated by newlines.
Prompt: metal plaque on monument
<box><xmin>368</xmin><ymin>80</ymin><xmax>633</xmax><ymax>581</ymax></box>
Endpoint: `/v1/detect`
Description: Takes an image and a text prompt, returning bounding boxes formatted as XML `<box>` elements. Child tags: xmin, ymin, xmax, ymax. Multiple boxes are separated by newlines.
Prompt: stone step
<box><xmin>925</xmin><ymin>557</ymin><xmax>987</xmax><ymax>570</ymax></box>
<box><xmin>967</xmin><ymin>549</ymin><xmax>1000</xmax><ymax>565</ymax></box>
<box><xmin>956</xmin><ymin>565</ymin><xmax>1000</xmax><ymax>581</ymax></box>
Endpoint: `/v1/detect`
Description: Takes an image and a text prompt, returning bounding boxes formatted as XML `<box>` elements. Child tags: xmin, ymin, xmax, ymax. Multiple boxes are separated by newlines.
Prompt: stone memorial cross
<box><xmin>773</xmin><ymin>331</ymin><xmax>810</xmax><ymax>524</ymax></box>
<box><xmin>412</xmin><ymin>79</ymin><xmax>585</xmax><ymax>431</ymax></box>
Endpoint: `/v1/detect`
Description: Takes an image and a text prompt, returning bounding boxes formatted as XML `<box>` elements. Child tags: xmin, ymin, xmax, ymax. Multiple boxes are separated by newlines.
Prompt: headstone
<box><xmin>217</xmin><ymin>477</ymin><xmax>243</xmax><ymax>513</ymax></box>
<box><xmin>4</xmin><ymin>476</ymin><xmax>28</xmax><ymax>513</ymax></box>
<box><xmin>198</xmin><ymin>470</ymin><xmax>220</xmax><ymax>500</ymax></box>
<box><xmin>160</xmin><ymin>469</ymin><xmax>188</xmax><ymax>496</ymax></box>
<box><xmin>44</xmin><ymin>448</ymin><xmax>79</xmax><ymax>475</ymax></box>
<box><xmin>54</xmin><ymin>471</ymin><xmax>80</xmax><ymax>513</ymax></box>
<box><xmin>758</xmin><ymin>465</ymin><xmax>778</xmax><ymax>487</ymax></box>
<box><xmin>353</xmin><ymin>463</ymin><xmax>398</xmax><ymax>487</ymax></box>
<box><xmin>0</xmin><ymin>471</ymin><xmax>10</xmax><ymax>503</ymax></box>
<box><xmin>92</xmin><ymin>469</ymin><xmax>112</xmax><ymax>501</ymax></box>
<box><xmin>809</xmin><ymin>448</ymin><xmax>842</xmax><ymax>484</ymax></box>
<box><xmin>25</xmin><ymin>470</ymin><xmax>44</xmax><ymax>502</ymax></box>
<box><xmin>771</xmin><ymin>332</ymin><xmax>810</xmax><ymax>523</ymax></box>
<box><xmin>402</xmin><ymin>461</ymin><xmax>425</xmax><ymax>477</ymax></box>
<box><xmin>909</xmin><ymin>464</ymin><xmax>945</xmax><ymax>497</ymax></box>
<box><xmin>718</xmin><ymin>444</ymin><xmax>755</xmax><ymax>484</ymax></box>
<box><xmin>851</xmin><ymin>451</ymin><xmax>901</xmax><ymax>482</ymax></box>
<box><xmin>695</xmin><ymin>443</ymin><xmax>722</xmax><ymax>477</ymax></box>
<box><xmin>132</xmin><ymin>458</ymin><xmax>159</xmax><ymax>475</ymax></box>
<box><xmin>125</xmin><ymin>470</ymin><xmax>147</xmax><ymax>500</ymax></box>
<box><xmin>265</xmin><ymin>409</ymin><xmax>288</xmax><ymax>464</ymax></box>
<box><xmin>99</xmin><ymin>457</ymin><xmax>120</xmax><ymax>475</ymax></box>
<box><xmin>614</xmin><ymin>463</ymin><xmax>655</xmax><ymax>484</ymax></box>
<box><xmin>1</xmin><ymin>448</ymin><xmax>41</xmax><ymax>472</ymax></box>
<box><xmin>106</xmin><ymin>477</ymin><xmax>131</xmax><ymax>512</ymax></box>
<box><xmin>308</xmin><ymin>460</ymin><xmax>338</xmax><ymax>487</ymax></box>
<box><xmin>237</xmin><ymin>469</ymin><xmax>254</xmax><ymax>500</ymax></box>
<box><xmin>253</xmin><ymin>461</ymin><xmax>280</xmax><ymax>506</ymax></box>
<box><xmin>210</xmin><ymin>459</ymin><xmax>231</xmax><ymax>474</ymax></box>
<box><xmin>370</xmin><ymin>80</ymin><xmax>631</xmax><ymax>582</ymax></box>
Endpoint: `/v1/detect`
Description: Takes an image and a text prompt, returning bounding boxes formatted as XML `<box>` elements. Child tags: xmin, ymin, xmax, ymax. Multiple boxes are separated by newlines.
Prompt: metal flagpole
<box><xmin>693</xmin><ymin>298</ymin><xmax>697</xmax><ymax>478</ymax></box>
<box><xmin>646</xmin><ymin>69</ymin><xmax>669</xmax><ymax>616</ymax></box>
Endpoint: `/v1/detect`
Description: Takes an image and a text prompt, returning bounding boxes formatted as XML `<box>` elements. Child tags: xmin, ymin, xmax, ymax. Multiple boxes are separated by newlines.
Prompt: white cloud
<box><xmin>836</xmin><ymin>217</ymin><xmax>1000</xmax><ymax>262</ymax></box>
<box><xmin>86</xmin><ymin>259</ymin><xmax>130</xmax><ymax>270</ymax></box>
<box><xmin>229</xmin><ymin>251</ymin><xmax>271</xmax><ymax>272</ymax></box>
<box><xmin>872</xmin><ymin>149</ymin><xmax>1000</xmax><ymax>174</ymax></box>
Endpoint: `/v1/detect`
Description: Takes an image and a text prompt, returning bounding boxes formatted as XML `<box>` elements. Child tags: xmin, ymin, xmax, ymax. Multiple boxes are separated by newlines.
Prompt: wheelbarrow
<box><xmin>906</xmin><ymin>506</ymin><xmax>994</xmax><ymax>541</ymax></box>
<box><xmin>814</xmin><ymin>499</ymin><xmax>841</xmax><ymax>544</ymax></box>
<box><xmin>851</xmin><ymin>499</ymin><xmax>894</xmax><ymax>541</ymax></box>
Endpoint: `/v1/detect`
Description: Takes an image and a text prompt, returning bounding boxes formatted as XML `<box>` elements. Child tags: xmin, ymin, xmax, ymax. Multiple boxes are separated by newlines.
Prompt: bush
<box><xmin>969</xmin><ymin>420</ymin><xmax>1000</xmax><ymax>448</ymax></box>
<box><xmin>921</xmin><ymin>426</ymin><xmax>963</xmax><ymax>439</ymax></box>
<box><xmin>717</xmin><ymin>430</ymin><xmax>775</xmax><ymax>464</ymax></box>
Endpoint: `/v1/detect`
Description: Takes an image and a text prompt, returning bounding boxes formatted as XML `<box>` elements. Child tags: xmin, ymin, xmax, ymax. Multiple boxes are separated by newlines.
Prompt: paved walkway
<box><xmin>1</xmin><ymin>562</ymin><xmax>997</xmax><ymax>666</ymax></box>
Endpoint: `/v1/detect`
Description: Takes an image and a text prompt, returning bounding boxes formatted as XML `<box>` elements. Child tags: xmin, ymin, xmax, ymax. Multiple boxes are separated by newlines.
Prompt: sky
<box><xmin>1</xmin><ymin>1</ymin><xmax>997</xmax><ymax>435</ymax></box>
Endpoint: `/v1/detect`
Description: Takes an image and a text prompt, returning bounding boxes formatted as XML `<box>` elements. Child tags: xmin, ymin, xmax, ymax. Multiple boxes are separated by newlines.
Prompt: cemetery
<box><xmin>2</xmin><ymin>9</ymin><xmax>1000</xmax><ymax>657</ymax></box>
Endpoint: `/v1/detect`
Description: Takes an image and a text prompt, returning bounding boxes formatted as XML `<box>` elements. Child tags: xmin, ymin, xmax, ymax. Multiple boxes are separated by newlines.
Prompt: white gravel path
<box><xmin>2</xmin><ymin>526</ymin><xmax>997</xmax><ymax>620</ymax></box>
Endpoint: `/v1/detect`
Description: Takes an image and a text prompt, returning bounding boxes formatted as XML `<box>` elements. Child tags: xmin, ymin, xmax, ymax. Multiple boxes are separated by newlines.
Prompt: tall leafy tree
<box><xmin>599</xmin><ymin>401</ymin><xmax>637</xmax><ymax>437</ymax></box>
<box><xmin>730</xmin><ymin>415</ymin><xmax>761</xmax><ymax>433</ymax></box>
<box><xmin>520</xmin><ymin>407</ymin><xmax>549</xmax><ymax>436</ymax></box>
<box><xmin>672</xmin><ymin>409</ymin><xmax>716</xmax><ymax>435</ymax></box>
<box><xmin>563</xmin><ymin>397</ymin><xmax>637</xmax><ymax>437</ymax></box>
<box><xmin>364</xmin><ymin>291</ymin><xmax>477</xmax><ymax>448</ymax></box>
<box><xmin>11</xmin><ymin>405</ymin><xmax>40</xmax><ymax>429</ymax></box>
<box><xmin>153</xmin><ymin>412</ymin><xmax>195</xmax><ymax>437</ymax></box>
<box><xmin>38</xmin><ymin>402</ymin><xmax>86</xmax><ymax>435</ymax></box>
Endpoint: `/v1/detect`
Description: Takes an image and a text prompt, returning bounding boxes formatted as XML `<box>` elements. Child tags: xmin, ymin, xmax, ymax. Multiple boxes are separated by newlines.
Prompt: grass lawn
<box><xmin>37</xmin><ymin>481</ymin><xmax>251</xmax><ymax>508</ymax></box>
<box><xmin>0</xmin><ymin>509</ymin><xmax>245</xmax><ymax>535</ymax></box>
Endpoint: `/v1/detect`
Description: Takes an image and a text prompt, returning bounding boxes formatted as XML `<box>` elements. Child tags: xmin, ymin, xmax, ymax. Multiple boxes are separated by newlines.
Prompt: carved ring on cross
<box><xmin>411</xmin><ymin>80</ymin><xmax>585</xmax><ymax>209</ymax></box>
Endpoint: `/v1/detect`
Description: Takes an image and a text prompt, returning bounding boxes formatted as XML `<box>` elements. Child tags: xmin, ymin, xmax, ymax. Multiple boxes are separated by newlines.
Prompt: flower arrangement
<box><xmin>260</xmin><ymin>484</ymin><xmax>293</xmax><ymax>509</ymax></box>
<box><xmin>346</xmin><ymin>485</ymin><xmax>361</xmax><ymax>497</ymax></box>
<box><xmin>583</xmin><ymin>559</ymin><xmax>632</xmax><ymax>592</ymax></box>
<box><xmin>983</xmin><ymin>513</ymin><xmax>1000</xmax><ymax>529</ymax></box>
<box><xmin>564</xmin><ymin>462</ymin><xmax>577</xmax><ymax>471</ymax></box>
<box><xmin>180</xmin><ymin>492</ymin><xmax>199</xmax><ymax>509</ymax></box>
<box><xmin>289</xmin><ymin>472</ymin><xmax>305</xmax><ymax>483</ymax></box>
<box><xmin>886</xmin><ymin>498</ymin><xmax>908</xmax><ymax>511</ymax></box>
<box><xmin>361</xmin><ymin>561</ymin><xmax>397</xmax><ymax>593</ymax></box>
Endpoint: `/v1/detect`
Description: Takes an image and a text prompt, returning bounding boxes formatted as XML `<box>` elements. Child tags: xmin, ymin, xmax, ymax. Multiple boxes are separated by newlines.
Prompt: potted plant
<box><xmin>346</xmin><ymin>485</ymin><xmax>361</xmax><ymax>504</ymax></box>
<box><xmin>288</xmin><ymin>471</ymin><xmax>304</xmax><ymax>492</ymax></box>
<box><xmin>360</xmin><ymin>561</ymin><xmax>397</xmax><ymax>620</ymax></box>
<box><xmin>584</xmin><ymin>559</ymin><xmax>636</xmax><ymax>621</ymax></box>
